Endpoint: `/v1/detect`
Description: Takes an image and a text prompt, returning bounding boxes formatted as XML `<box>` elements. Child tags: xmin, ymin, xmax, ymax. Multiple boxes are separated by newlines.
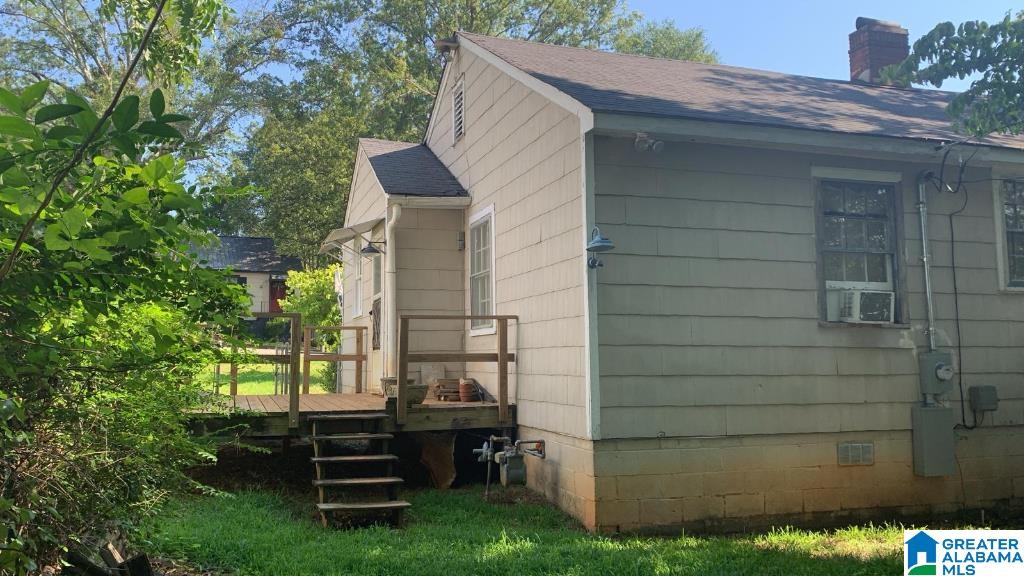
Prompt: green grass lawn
<box><xmin>197</xmin><ymin>361</ymin><xmax>332</xmax><ymax>395</ymax></box>
<box><xmin>143</xmin><ymin>488</ymin><xmax>904</xmax><ymax>575</ymax></box>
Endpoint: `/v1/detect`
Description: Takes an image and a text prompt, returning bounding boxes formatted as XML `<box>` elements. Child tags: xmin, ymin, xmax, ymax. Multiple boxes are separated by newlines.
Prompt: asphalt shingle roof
<box><xmin>360</xmin><ymin>138</ymin><xmax>468</xmax><ymax>197</ymax></box>
<box><xmin>459</xmin><ymin>32</ymin><xmax>1024</xmax><ymax>151</ymax></box>
<box><xmin>194</xmin><ymin>236</ymin><xmax>302</xmax><ymax>273</ymax></box>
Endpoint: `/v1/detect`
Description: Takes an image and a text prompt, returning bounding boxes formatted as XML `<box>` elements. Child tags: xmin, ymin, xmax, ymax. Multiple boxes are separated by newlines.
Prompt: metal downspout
<box><xmin>385</xmin><ymin>203</ymin><xmax>402</xmax><ymax>377</ymax></box>
<box><xmin>917</xmin><ymin>172</ymin><xmax>937</xmax><ymax>353</ymax></box>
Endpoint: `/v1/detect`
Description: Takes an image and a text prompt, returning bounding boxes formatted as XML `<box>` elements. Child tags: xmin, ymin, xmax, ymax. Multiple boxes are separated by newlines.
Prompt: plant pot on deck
<box><xmin>381</xmin><ymin>377</ymin><xmax>426</xmax><ymax>404</ymax></box>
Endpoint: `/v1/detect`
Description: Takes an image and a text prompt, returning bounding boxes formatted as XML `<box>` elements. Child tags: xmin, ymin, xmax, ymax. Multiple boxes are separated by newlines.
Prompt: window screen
<box><xmin>818</xmin><ymin>180</ymin><xmax>899</xmax><ymax>322</ymax></box>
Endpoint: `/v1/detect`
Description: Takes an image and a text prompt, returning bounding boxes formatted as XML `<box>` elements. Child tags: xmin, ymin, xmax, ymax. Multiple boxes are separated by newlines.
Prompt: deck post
<box><xmin>289</xmin><ymin>315</ymin><xmax>301</xmax><ymax>428</ymax></box>
<box><xmin>355</xmin><ymin>327</ymin><xmax>364</xmax><ymax>393</ymax></box>
<box><xmin>497</xmin><ymin>318</ymin><xmax>509</xmax><ymax>423</ymax></box>
<box><xmin>302</xmin><ymin>326</ymin><xmax>311</xmax><ymax>394</ymax></box>
<box><xmin>229</xmin><ymin>362</ymin><xmax>238</xmax><ymax>396</ymax></box>
<box><xmin>396</xmin><ymin>317</ymin><xmax>410</xmax><ymax>425</ymax></box>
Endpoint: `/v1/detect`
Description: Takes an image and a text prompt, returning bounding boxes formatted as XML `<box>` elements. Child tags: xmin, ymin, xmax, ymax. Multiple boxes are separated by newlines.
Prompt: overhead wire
<box><xmin>931</xmin><ymin>143</ymin><xmax>980</xmax><ymax>430</ymax></box>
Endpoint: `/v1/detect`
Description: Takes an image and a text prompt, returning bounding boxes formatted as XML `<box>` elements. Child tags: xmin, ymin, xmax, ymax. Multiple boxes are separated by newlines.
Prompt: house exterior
<box><xmin>324</xmin><ymin>18</ymin><xmax>1024</xmax><ymax>532</ymax></box>
<box><xmin>195</xmin><ymin>236</ymin><xmax>302</xmax><ymax>315</ymax></box>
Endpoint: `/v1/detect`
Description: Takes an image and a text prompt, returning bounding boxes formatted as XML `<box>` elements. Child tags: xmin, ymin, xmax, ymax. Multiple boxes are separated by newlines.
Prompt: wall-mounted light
<box><xmin>634</xmin><ymin>132</ymin><xmax>664</xmax><ymax>153</ymax></box>
<box><xmin>360</xmin><ymin>241</ymin><xmax>386</xmax><ymax>256</ymax></box>
<box><xmin>586</xmin><ymin>226</ymin><xmax>614</xmax><ymax>269</ymax></box>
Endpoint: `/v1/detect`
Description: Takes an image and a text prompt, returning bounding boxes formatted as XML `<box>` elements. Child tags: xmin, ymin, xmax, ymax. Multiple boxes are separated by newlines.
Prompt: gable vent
<box><xmin>452</xmin><ymin>77</ymin><xmax>465</xmax><ymax>143</ymax></box>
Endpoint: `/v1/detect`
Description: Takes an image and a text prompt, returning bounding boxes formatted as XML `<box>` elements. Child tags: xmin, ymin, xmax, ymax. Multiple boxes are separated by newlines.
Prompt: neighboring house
<box><xmin>195</xmin><ymin>236</ymin><xmax>303</xmax><ymax>315</ymax></box>
<box><xmin>322</xmin><ymin>18</ymin><xmax>1024</xmax><ymax>532</ymax></box>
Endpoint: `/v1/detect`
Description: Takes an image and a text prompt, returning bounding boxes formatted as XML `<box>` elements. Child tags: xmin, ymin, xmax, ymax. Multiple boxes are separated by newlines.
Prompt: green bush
<box><xmin>0</xmin><ymin>82</ymin><xmax>245</xmax><ymax>572</ymax></box>
<box><xmin>279</xmin><ymin>264</ymin><xmax>342</xmax><ymax>330</ymax></box>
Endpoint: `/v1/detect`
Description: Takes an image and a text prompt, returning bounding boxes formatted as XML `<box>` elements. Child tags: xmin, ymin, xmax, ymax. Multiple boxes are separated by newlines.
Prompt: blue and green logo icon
<box><xmin>906</xmin><ymin>531</ymin><xmax>938</xmax><ymax>575</ymax></box>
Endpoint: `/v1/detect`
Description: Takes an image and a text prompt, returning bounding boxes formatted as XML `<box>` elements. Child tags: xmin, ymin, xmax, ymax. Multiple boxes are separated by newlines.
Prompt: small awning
<box><xmin>319</xmin><ymin>218</ymin><xmax>383</xmax><ymax>254</ymax></box>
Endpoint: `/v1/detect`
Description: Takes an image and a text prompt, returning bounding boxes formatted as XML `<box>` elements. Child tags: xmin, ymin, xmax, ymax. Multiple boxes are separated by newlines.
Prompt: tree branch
<box><xmin>0</xmin><ymin>0</ymin><xmax>170</xmax><ymax>283</ymax></box>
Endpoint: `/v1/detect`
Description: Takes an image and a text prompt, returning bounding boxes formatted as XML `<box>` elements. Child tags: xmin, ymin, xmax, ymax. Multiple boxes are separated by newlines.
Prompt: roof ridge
<box><xmin>456</xmin><ymin>30</ymin><xmax>955</xmax><ymax>98</ymax></box>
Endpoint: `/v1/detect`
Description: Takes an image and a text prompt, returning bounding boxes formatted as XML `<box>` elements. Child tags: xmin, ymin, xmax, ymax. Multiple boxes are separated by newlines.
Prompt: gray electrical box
<box><xmin>912</xmin><ymin>405</ymin><xmax>954</xmax><ymax>477</ymax></box>
<box><xmin>918</xmin><ymin>351</ymin><xmax>955</xmax><ymax>396</ymax></box>
<box><xmin>969</xmin><ymin>385</ymin><xmax>999</xmax><ymax>412</ymax></box>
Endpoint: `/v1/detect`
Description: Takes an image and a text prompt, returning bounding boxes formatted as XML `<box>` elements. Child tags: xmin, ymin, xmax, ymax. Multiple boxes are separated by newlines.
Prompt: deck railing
<box><xmin>252</xmin><ymin>312</ymin><xmax>301</xmax><ymax>427</ymax></box>
<box><xmin>395</xmin><ymin>314</ymin><xmax>518</xmax><ymax>426</ymax></box>
<box><xmin>302</xmin><ymin>325</ymin><xmax>369</xmax><ymax>393</ymax></box>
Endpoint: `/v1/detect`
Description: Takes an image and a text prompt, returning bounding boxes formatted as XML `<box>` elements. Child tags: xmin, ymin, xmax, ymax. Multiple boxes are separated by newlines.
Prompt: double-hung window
<box><xmin>818</xmin><ymin>179</ymin><xmax>899</xmax><ymax>323</ymax></box>
<box><xmin>1000</xmin><ymin>179</ymin><xmax>1024</xmax><ymax>287</ymax></box>
<box><xmin>469</xmin><ymin>207</ymin><xmax>494</xmax><ymax>333</ymax></box>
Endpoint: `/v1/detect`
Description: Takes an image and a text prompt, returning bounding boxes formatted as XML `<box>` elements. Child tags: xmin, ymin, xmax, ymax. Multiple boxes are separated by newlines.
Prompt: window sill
<box><xmin>818</xmin><ymin>320</ymin><xmax>912</xmax><ymax>330</ymax></box>
<box><xmin>470</xmin><ymin>325</ymin><xmax>496</xmax><ymax>337</ymax></box>
<box><xmin>998</xmin><ymin>285</ymin><xmax>1024</xmax><ymax>294</ymax></box>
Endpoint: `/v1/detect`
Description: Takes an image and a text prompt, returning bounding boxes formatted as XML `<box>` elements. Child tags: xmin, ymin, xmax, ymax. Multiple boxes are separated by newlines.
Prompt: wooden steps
<box><xmin>313</xmin><ymin>476</ymin><xmax>404</xmax><ymax>487</ymax></box>
<box><xmin>310</xmin><ymin>433</ymin><xmax>393</xmax><ymax>441</ymax></box>
<box><xmin>316</xmin><ymin>501</ymin><xmax>411</xmax><ymax>512</ymax></box>
<box><xmin>309</xmin><ymin>412</ymin><xmax>407</xmax><ymax>528</ymax></box>
<box><xmin>310</xmin><ymin>454</ymin><xmax>398</xmax><ymax>464</ymax></box>
<box><xmin>307</xmin><ymin>412</ymin><xmax>389</xmax><ymax>421</ymax></box>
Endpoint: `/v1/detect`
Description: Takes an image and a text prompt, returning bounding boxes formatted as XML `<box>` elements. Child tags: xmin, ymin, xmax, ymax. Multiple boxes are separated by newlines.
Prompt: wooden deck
<box><xmin>194</xmin><ymin>392</ymin><xmax>516</xmax><ymax>436</ymax></box>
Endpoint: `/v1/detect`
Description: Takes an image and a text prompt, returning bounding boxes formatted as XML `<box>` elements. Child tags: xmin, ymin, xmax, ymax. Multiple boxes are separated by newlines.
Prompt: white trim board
<box><xmin>811</xmin><ymin>166</ymin><xmax>902</xmax><ymax>183</ymax></box>
<box><xmin>992</xmin><ymin>173</ymin><xmax>1024</xmax><ymax>293</ymax></box>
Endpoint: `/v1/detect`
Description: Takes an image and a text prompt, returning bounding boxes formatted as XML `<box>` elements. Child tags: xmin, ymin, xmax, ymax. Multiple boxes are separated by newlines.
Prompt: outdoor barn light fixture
<box><xmin>360</xmin><ymin>241</ymin><xmax>386</xmax><ymax>256</ymax></box>
<box><xmin>586</xmin><ymin>226</ymin><xmax>614</xmax><ymax>269</ymax></box>
<box><xmin>634</xmin><ymin>132</ymin><xmax>664</xmax><ymax>153</ymax></box>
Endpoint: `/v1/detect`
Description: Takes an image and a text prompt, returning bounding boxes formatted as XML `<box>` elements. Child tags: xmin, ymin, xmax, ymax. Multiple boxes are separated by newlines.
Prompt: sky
<box><xmin>628</xmin><ymin>0</ymin><xmax>1018</xmax><ymax>92</ymax></box>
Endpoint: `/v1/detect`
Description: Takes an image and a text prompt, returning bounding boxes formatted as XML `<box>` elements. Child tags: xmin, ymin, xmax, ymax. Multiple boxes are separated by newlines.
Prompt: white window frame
<box><xmin>992</xmin><ymin>174</ymin><xmax>1024</xmax><ymax>293</ymax></box>
<box><xmin>812</xmin><ymin>167</ymin><xmax>903</xmax><ymax>323</ymax></box>
<box><xmin>468</xmin><ymin>205</ymin><xmax>495</xmax><ymax>336</ymax></box>
<box><xmin>352</xmin><ymin>236</ymin><xmax>363</xmax><ymax>317</ymax></box>
<box><xmin>452</xmin><ymin>76</ymin><xmax>465</xmax><ymax>144</ymax></box>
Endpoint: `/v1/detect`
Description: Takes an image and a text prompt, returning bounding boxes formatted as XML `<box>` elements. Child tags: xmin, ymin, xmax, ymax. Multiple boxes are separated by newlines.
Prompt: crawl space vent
<box><xmin>837</xmin><ymin>442</ymin><xmax>875</xmax><ymax>466</ymax></box>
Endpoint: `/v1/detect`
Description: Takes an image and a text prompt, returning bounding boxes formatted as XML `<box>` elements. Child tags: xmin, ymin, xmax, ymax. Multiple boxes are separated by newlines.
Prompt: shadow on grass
<box><xmin>144</xmin><ymin>488</ymin><xmax>902</xmax><ymax>576</ymax></box>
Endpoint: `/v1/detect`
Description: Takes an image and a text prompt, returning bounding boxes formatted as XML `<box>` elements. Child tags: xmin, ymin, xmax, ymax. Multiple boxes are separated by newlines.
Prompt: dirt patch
<box><xmin>187</xmin><ymin>441</ymin><xmax>317</xmax><ymax>494</ymax></box>
<box><xmin>481</xmin><ymin>484</ymin><xmax>550</xmax><ymax>506</ymax></box>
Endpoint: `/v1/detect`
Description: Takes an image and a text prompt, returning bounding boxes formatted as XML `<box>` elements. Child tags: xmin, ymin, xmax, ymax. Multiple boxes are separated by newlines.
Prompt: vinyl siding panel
<box><xmin>594</xmin><ymin>135</ymin><xmax>1024</xmax><ymax>438</ymax></box>
<box><xmin>426</xmin><ymin>48</ymin><xmax>586</xmax><ymax>438</ymax></box>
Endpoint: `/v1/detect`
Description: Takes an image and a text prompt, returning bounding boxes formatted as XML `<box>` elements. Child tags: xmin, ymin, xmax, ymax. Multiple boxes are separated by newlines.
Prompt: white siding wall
<box><xmin>426</xmin><ymin>47</ymin><xmax>587</xmax><ymax>438</ymax></box>
<box><xmin>395</xmin><ymin>207</ymin><xmax>466</xmax><ymax>383</ymax></box>
<box><xmin>594</xmin><ymin>135</ymin><xmax>1024</xmax><ymax>439</ymax></box>
<box><xmin>236</xmin><ymin>271</ymin><xmax>270</xmax><ymax>314</ymax></box>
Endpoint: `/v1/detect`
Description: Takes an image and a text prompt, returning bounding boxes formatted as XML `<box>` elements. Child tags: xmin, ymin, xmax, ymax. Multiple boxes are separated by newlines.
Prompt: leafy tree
<box><xmin>613</xmin><ymin>19</ymin><xmax>717</xmax><ymax>62</ymax></box>
<box><xmin>240</xmin><ymin>108</ymin><xmax>364</xmax><ymax>264</ymax></box>
<box><xmin>898</xmin><ymin>12</ymin><xmax>1024</xmax><ymax>136</ymax></box>
<box><xmin>0</xmin><ymin>0</ymin><xmax>246</xmax><ymax>571</ymax></box>
<box><xmin>278</xmin><ymin>263</ymin><xmax>342</xmax><ymax>390</ymax></box>
<box><xmin>279</xmin><ymin>263</ymin><xmax>342</xmax><ymax>329</ymax></box>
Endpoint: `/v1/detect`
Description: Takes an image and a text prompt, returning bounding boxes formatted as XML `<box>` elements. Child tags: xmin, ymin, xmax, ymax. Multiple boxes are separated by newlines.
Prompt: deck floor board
<box><xmin>211</xmin><ymin>393</ymin><xmax>500</xmax><ymax>415</ymax></box>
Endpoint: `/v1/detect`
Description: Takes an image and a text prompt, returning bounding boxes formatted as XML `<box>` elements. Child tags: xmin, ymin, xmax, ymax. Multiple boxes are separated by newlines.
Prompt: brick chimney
<box><xmin>849</xmin><ymin>17</ymin><xmax>909</xmax><ymax>84</ymax></box>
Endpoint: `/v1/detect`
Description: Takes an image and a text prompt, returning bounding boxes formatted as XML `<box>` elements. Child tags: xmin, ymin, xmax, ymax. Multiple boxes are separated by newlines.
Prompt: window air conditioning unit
<box><xmin>839</xmin><ymin>290</ymin><xmax>895</xmax><ymax>324</ymax></box>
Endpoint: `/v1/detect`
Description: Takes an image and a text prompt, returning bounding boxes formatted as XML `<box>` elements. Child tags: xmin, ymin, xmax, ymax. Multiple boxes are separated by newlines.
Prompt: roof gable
<box><xmin>458</xmin><ymin>32</ymin><xmax>1024</xmax><ymax>151</ymax></box>
<box><xmin>359</xmin><ymin>138</ymin><xmax>468</xmax><ymax>197</ymax></box>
